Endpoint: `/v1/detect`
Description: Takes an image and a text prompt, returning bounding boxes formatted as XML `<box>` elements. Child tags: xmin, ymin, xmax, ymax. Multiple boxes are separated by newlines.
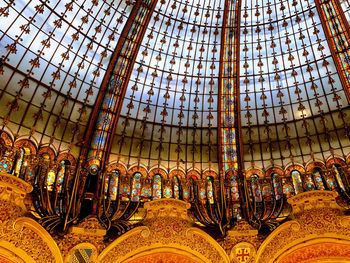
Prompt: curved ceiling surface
<box><xmin>0</xmin><ymin>0</ymin><xmax>349</xmax><ymax>173</ymax></box>
<box><xmin>110</xmin><ymin>0</ymin><xmax>224</xmax><ymax>172</ymax></box>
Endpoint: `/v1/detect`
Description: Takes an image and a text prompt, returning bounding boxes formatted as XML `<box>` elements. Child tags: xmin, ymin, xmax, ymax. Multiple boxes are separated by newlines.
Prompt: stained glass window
<box><xmin>262</xmin><ymin>185</ymin><xmax>273</xmax><ymax>201</ymax></box>
<box><xmin>163</xmin><ymin>185</ymin><xmax>172</xmax><ymax>199</ymax></box>
<box><xmin>131</xmin><ymin>172</ymin><xmax>142</xmax><ymax>201</ymax></box>
<box><xmin>46</xmin><ymin>170</ymin><xmax>56</xmax><ymax>191</ymax></box>
<box><xmin>283</xmin><ymin>183</ymin><xmax>294</xmax><ymax>199</ymax></box>
<box><xmin>291</xmin><ymin>170</ymin><xmax>303</xmax><ymax>195</ymax></box>
<box><xmin>199</xmin><ymin>181</ymin><xmax>207</xmax><ymax>203</ymax></box>
<box><xmin>250</xmin><ymin>174</ymin><xmax>262</xmax><ymax>202</ymax></box>
<box><xmin>304</xmin><ymin>174</ymin><xmax>315</xmax><ymax>191</ymax></box>
<box><xmin>272</xmin><ymin>173</ymin><xmax>282</xmax><ymax>200</ymax></box>
<box><xmin>332</xmin><ymin>164</ymin><xmax>346</xmax><ymax>191</ymax></box>
<box><xmin>14</xmin><ymin>148</ymin><xmax>25</xmax><ymax>177</ymax></box>
<box><xmin>56</xmin><ymin>161</ymin><xmax>66</xmax><ymax>193</ymax></box>
<box><xmin>152</xmin><ymin>174</ymin><xmax>162</xmax><ymax>200</ymax></box>
<box><xmin>25</xmin><ymin>167</ymin><xmax>35</xmax><ymax>183</ymax></box>
<box><xmin>105</xmin><ymin>170</ymin><xmax>119</xmax><ymax>201</ymax></box>
<box><xmin>0</xmin><ymin>159</ymin><xmax>11</xmax><ymax>173</ymax></box>
<box><xmin>173</xmin><ymin>176</ymin><xmax>180</xmax><ymax>200</ymax></box>
<box><xmin>312</xmin><ymin>168</ymin><xmax>325</xmax><ymax>190</ymax></box>
<box><xmin>230</xmin><ymin>175</ymin><xmax>240</xmax><ymax>202</ymax></box>
<box><xmin>326</xmin><ymin>174</ymin><xmax>337</xmax><ymax>191</ymax></box>
<box><xmin>207</xmin><ymin>177</ymin><xmax>214</xmax><ymax>204</ymax></box>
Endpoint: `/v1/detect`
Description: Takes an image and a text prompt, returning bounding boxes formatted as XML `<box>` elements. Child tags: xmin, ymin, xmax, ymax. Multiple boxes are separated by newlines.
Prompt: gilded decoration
<box><xmin>98</xmin><ymin>199</ymin><xmax>230</xmax><ymax>263</ymax></box>
<box><xmin>231</xmin><ymin>242</ymin><xmax>256</xmax><ymax>263</ymax></box>
<box><xmin>256</xmin><ymin>191</ymin><xmax>350</xmax><ymax>263</ymax></box>
<box><xmin>126</xmin><ymin>252</ymin><xmax>198</xmax><ymax>263</ymax></box>
<box><xmin>57</xmin><ymin>217</ymin><xmax>107</xmax><ymax>260</ymax></box>
<box><xmin>277</xmin><ymin>241</ymin><xmax>350</xmax><ymax>263</ymax></box>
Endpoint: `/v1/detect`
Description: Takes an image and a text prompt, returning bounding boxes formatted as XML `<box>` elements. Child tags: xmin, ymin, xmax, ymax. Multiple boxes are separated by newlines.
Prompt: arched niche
<box><xmin>116</xmin><ymin>248</ymin><xmax>206</xmax><ymax>263</ymax></box>
<box><xmin>276</xmin><ymin>239</ymin><xmax>350</xmax><ymax>263</ymax></box>
<box><xmin>256</xmin><ymin>191</ymin><xmax>350</xmax><ymax>263</ymax></box>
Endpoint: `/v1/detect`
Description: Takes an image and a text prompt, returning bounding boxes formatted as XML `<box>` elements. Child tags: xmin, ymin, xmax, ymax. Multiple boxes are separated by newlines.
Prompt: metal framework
<box><xmin>315</xmin><ymin>0</ymin><xmax>350</xmax><ymax>102</ymax></box>
<box><xmin>85</xmin><ymin>0</ymin><xmax>158</xmax><ymax>175</ymax></box>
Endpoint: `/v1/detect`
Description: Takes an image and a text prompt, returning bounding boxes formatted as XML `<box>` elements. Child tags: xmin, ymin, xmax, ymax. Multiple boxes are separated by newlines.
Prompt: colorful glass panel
<box><xmin>131</xmin><ymin>172</ymin><xmax>142</xmax><ymax>201</ymax></box>
<box><xmin>221</xmin><ymin>0</ymin><xmax>241</xmax><ymax>173</ymax></box>
<box><xmin>56</xmin><ymin>161</ymin><xmax>66</xmax><ymax>193</ymax></box>
<box><xmin>272</xmin><ymin>173</ymin><xmax>282</xmax><ymax>200</ymax></box>
<box><xmin>291</xmin><ymin>170</ymin><xmax>303</xmax><ymax>195</ymax></box>
<box><xmin>46</xmin><ymin>170</ymin><xmax>56</xmax><ymax>191</ymax></box>
<box><xmin>333</xmin><ymin>164</ymin><xmax>346</xmax><ymax>191</ymax></box>
<box><xmin>250</xmin><ymin>175</ymin><xmax>262</xmax><ymax>202</ymax></box>
<box><xmin>207</xmin><ymin>177</ymin><xmax>214</xmax><ymax>204</ymax></box>
<box><xmin>141</xmin><ymin>185</ymin><xmax>152</xmax><ymax>199</ymax></box>
<box><xmin>108</xmin><ymin>170</ymin><xmax>119</xmax><ymax>201</ymax></box>
<box><xmin>14</xmin><ymin>148</ymin><xmax>24</xmax><ymax>177</ymax></box>
<box><xmin>87</xmin><ymin>0</ymin><xmax>157</xmax><ymax>172</ymax></box>
<box><xmin>152</xmin><ymin>174</ymin><xmax>162</xmax><ymax>200</ymax></box>
<box><xmin>318</xmin><ymin>0</ymin><xmax>350</xmax><ymax>99</ymax></box>
<box><xmin>283</xmin><ymin>184</ymin><xmax>294</xmax><ymax>199</ymax></box>
<box><xmin>0</xmin><ymin>159</ymin><xmax>11</xmax><ymax>173</ymax></box>
<box><xmin>25</xmin><ymin>167</ymin><xmax>35</xmax><ymax>183</ymax></box>
<box><xmin>230</xmin><ymin>176</ymin><xmax>240</xmax><ymax>202</ymax></box>
<box><xmin>262</xmin><ymin>185</ymin><xmax>273</xmax><ymax>201</ymax></box>
<box><xmin>304</xmin><ymin>174</ymin><xmax>315</xmax><ymax>191</ymax></box>
<box><xmin>163</xmin><ymin>186</ymin><xmax>172</xmax><ymax>199</ymax></box>
<box><xmin>313</xmin><ymin>169</ymin><xmax>325</xmax><ymax>190</ymax></box>
<box><xmin>173</xmin><ymin>176</ymin><xmax>180</xmax><ymax>200</ymax></box>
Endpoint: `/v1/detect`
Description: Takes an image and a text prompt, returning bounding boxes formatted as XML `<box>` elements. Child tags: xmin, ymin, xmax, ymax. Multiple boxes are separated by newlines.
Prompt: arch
<box><xmin>285</xmin><ymin>164</ymin><xmax>305</xmax><ymax>175</ymax></box>
<box><xmin>149</xmin><ymin>168</ymin><xmax>167</xmax><ymax>179</ymax></box>
<box><xmin>347</xmin><ymin>153</ymin><xmax>350</xmax><ymax>165</ymax></box>
<box><xmin>202</xmin><ymin>170</ymin><xmax>218</xmax><ymax>179</ymax></box>
<box><xmin>245</xmin><ymin>167</ymin><xmax>264</xmax><ymax>179</ymax></box>
<box><xmin>14</xmin><ymin>137</ymin><xmax>39</xmax><ymax>153</ymax></box>
<box><xmin>57</xmin><ymin>153</ymin><xmax>77</xmax><ymax>167</ymax></box>
<box><xmin>38</xmin><ymin>146</ymin><xmax>56</xmax><ymax>161</ymax></box>
<box><xmin>126</xmin><ymin>251</ymin><xmax>200</xmax><ymax>263</ymax></box>
<box><xmin>326</xmin><ymin>157</ymin><xmax>346</xmax><ymax>168</ymax></box>
<box><xmin>305</xmin><ymin>160</ymin><xmax>326</xmax><ymax>172</ymax></box>
<box><xmin>128</xmin><ymin>166</ymin><xmax>147</xmax><ymax>178</ymax></box>
<box><xmin>186</xmin><ymin>169</ymin><xmax>200</xmax><ymax>180</ymax></box>
<box><xmin>276</xmin><ymin>240</ymin><xmax>350</xmax><ymax>263</ymax></box>
<box><xmin>169</xmin><ymin>169</ymin><xmax>186</xmax><ymax>179</ymax></box>
<box><xmin>14</xmin><ymin>140</ymin><xmax>37</xmax><ymax>155</ymax></box>
<box><xmin>0</xmin><ymin>131</ymin><xmax>13</xmax><ymax>147</ymax></box>
<box><xmin>107</xmin><ymin>162</ymin><xmax>127</xmax><ymax>175</ymax></box>
<box><xmin>265</xmin><ymin>167</ymin><xmax>284</xmax><ymax>178</ymax></box>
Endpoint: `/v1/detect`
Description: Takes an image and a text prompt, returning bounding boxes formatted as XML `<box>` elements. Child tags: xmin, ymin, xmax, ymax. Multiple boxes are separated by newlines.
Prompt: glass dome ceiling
<box><xmin>0</xmin><ymin>0</ymin><xmax>349</xmax><ymax>175</ymax></box>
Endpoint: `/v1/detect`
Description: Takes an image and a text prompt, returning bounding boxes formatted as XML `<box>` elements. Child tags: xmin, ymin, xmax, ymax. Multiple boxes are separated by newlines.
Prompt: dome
<box><xmin>0</xmin><ymin>0</ymin><xmax>350</xmax><ymax>236</ymax></box>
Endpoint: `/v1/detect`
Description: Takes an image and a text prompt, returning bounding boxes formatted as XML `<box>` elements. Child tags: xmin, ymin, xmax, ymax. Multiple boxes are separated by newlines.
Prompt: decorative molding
<box><xmin>256</xmin><ymin>191</ymin><xmax>350</xmax><ymax>263</ymax></box>
<box><xmin>98</xmin><ymin>199</ymin><xmax>229</xmax><ymax>263</ymax></box>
